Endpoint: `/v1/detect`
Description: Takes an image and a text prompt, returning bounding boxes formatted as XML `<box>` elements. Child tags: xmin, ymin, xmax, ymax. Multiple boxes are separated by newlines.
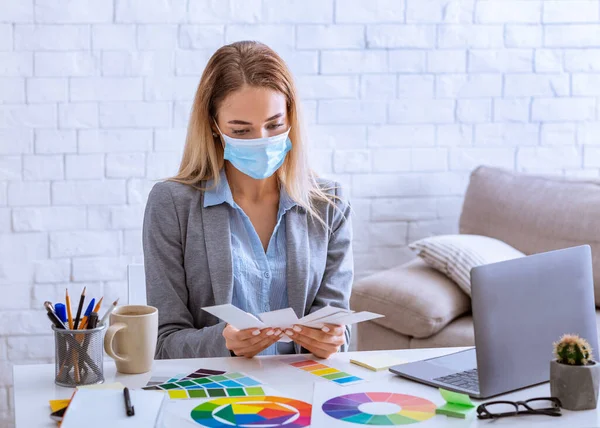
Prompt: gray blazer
<box><xmin>142</xmin><ymin>178</ymin><xmax>354</xmax><ymax>359</ymax></box>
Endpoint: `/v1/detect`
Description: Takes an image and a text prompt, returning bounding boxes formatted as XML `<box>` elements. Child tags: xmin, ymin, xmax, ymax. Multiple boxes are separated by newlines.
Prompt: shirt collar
<box><xmin>203</xmin><ymin>169</ymin><xmax>234</xmax><ymax>208</ymax></box>
<box><xmin>203</xmin><ymin>169</ymin><xmax>297</xmax><ymax>213</ymax></box>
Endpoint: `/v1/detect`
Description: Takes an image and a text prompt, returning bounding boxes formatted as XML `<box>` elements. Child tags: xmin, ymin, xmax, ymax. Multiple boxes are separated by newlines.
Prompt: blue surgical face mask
<box><xmin>215</xmin><ymin>123</ymin><xmax>292</xmax><ymax>180</ymax></box>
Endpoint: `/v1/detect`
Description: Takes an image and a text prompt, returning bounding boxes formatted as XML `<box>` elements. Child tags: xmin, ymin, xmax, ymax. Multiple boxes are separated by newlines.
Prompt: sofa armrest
<box><xmin>350</xmin><ymin>258</ymin><xmax>471</xmax><ymax>338</ymax></box>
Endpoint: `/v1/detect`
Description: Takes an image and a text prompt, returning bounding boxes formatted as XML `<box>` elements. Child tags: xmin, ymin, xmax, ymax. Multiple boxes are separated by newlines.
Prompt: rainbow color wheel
<box><xmin>322</xmin><ymin>393</ymin><xmax>436</xmax><ymax>425</ymax></box>
<box><xmin>190</xmin><ymin>396</ymin><xmax>311</xmax><ymax>427</ymax></box>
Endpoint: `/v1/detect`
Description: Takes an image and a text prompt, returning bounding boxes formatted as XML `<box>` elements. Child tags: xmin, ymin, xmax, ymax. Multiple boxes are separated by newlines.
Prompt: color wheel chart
<box><xmin>322</xmin><ymin>393</ymin><xmax>436</xmax><ymax>425</ymax></box>
<box><xmin>191</xmin><ymin>396</ymin><xmax>311</xmax><ymax>427</ymax></box>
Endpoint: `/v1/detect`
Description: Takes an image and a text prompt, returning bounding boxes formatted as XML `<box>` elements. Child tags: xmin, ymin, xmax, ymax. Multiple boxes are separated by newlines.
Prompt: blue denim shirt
<box><xmin>204</xmin><ymin>169</ymin><xmax>296</xmax><ymax>355</ymax></box>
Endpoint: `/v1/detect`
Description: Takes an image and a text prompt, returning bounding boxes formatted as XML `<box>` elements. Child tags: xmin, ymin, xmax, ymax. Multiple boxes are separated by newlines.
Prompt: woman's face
<box><xmin>215</xmin><ymin>85</ymin><xmax>289</xmax><ymax>140</ymax></box>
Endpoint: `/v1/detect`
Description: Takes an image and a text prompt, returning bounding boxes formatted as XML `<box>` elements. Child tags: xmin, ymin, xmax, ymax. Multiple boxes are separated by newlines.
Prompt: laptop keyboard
<box><xmin>434</xmin><ymin>369</ymin><xmax>480</xmax><ymax>393</ymax></box>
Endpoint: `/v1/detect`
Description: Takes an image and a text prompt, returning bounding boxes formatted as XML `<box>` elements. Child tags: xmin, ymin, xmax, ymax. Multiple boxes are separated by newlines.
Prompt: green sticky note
<box><xmin>435</xmin><ymin>403</ymin><xmax>473</xmax><ymax>419</ymax></box>
<box><xmin>436</xmin><ymin>389</ymin><xmax>475</xmax><ymax>419</ymax></box>
<box><xmin>439</xmin><ymin>388</ymin><xmax>474</xmax><ymax>406</ymax></box>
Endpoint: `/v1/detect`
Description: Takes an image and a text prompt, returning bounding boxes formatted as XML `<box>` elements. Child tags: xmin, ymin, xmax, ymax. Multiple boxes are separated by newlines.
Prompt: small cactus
<box><xmin>553</xmin><ymin>334</ymin><xmax>593</xmax><ymax>366</ymax></box>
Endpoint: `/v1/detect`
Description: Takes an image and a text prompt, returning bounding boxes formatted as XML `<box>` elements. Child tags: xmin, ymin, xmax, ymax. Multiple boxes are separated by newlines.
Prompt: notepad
<box><xmin>350</xmin><ymin>354</ymin><xmax>408</xmax><ymax>371</ymax></box>
<box><xmin>435</xmin><ymin>388</ymin><xmax>475</xmax><ymax>419</ymax></box>
<box><xmin>60</xmin><ymin>388</ymin><xmax>167</xmax><ymax>428</ymax></box>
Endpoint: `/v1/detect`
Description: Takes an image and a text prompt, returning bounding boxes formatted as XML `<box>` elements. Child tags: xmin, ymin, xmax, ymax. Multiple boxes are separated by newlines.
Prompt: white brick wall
<box><xmin>1</xmin><ymin>1</ymin><xmax>600</xmax><ymax>426</ymax></box>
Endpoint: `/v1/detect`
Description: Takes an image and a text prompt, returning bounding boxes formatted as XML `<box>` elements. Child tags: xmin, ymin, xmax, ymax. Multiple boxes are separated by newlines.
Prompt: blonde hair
<box><xmin>172</xmin><ymin>40</ymin><xmax>335</xmax><ymax>223</ymax></box>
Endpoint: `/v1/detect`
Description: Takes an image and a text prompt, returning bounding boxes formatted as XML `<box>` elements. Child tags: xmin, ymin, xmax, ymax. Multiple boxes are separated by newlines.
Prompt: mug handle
<box><xmin>104</xmin><ymin>322</ymin><xmax>130</xmax><ymax>363</ymax></box>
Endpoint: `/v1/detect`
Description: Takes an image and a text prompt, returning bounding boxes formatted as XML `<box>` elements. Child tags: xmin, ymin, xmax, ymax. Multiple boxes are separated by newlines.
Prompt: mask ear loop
<box><xmin>212</xmin><ymin>119</ymin><xmax>225</xmax><ymax>149</ymax></box>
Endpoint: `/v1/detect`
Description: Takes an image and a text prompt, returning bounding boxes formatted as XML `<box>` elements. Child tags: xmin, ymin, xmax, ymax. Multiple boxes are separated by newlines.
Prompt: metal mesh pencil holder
<box><xmin>53</xmin><ymin>324</ymin><xmax>106</xmax><ymax>387</ymax></box>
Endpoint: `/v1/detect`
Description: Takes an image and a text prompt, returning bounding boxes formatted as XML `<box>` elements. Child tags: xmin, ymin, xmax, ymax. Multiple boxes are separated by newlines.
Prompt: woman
<box><xmin>143</xmin><ymin>41</ymin><xmax>353</xmax><ymax>359</ymax></box>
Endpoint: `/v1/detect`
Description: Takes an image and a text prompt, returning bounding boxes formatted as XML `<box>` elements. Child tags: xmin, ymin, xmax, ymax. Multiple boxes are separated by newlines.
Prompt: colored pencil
<box><xmin>92</xmin><ymin>297</ymin><xmax>103</xmax><ymax>314</ymax></box>
<box><xmin>73</xmin><ymin>287</ymin><xmax>86</xmax><ymax>330</ymax></box>
<box><xmin>100</xmin><ymin>298</ymin><xmax>119</xmax><ymax>325</ymax></box>
<box><xmin>78</xmin><ymin>298</ymin><xmax>95</xmax><ymax>330</ymax></box>
<box><xmin>65</xmin><ymin>289</ymin><xmax>74</xmax><ymax>330</ymax></box>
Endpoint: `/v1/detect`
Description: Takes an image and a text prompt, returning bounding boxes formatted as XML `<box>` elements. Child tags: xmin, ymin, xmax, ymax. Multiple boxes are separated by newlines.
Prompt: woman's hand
<box><xmin>223</xmin><ymin>324</ymin><xmax>282</xmax><ymax>358</ymax></box>
<box><xmin>286</xmin><ymin>324</ymin><xmax>346</xmax><ymax>359</ymax></box>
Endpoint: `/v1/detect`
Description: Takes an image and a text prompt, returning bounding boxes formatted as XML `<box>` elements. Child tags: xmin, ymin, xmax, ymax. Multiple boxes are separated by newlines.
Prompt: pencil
<box><xmin>73</xmin><ymin>287</ymin><xmax>86</xmax><ymax>330</ymax></box>
<box><xmin>65</xmin><ymin>289</ymin><xmax>74</xmax><ymax>330</ymax></box>
<box><xmin>78</xmin><ymin>298</ymin><xmax>95</xmax><ymax>330</ymax></box>
<box><xmin>99</xmin><ymin>298</ymin><xmax>119</xmax><ymax>326</ymax></box>
<box><xmin>93</xmin><ymin>297</ymin><xmax>103</xmax><ymax>314</ymax></box>
<box><xmin>80</xmin><ymin>297</ymin><xmax>104</xmax><ymax>330</ymax></box>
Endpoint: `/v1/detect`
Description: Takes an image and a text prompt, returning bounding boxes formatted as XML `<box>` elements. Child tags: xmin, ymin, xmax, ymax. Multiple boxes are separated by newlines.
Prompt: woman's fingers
<box><xmin>237</xmin><ymin>333</ymin><xmax>281</xmax><ymax>357</ymax></box>
<box><xmin>291</xmin><ymin>334</ymin><xmax>338</xmax><ymax>359</ymax></box>
<box><xmin>224</xmin><ymin>324</ymin><xmax>283</xmax><ymax>357</ymax></box>
<box><xmin>320</xmin><ymin>324</ymin><xmax>345</xmax><ymax>337</ymax></box>
<box><xmin>288</xmin><ymin>325</ymin><xmax>345</xmax><ymax>346</ymax></box>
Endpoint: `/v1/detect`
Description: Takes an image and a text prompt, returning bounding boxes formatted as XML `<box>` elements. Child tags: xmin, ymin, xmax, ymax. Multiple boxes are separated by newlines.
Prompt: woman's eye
<box><xmin>231</xmin><ymin>129</ymin><xmax>249</xmax><ymax>135</ymax></box>
<box><xmin>267</xmin><ymin>123</ymin><xmax>284</xmax><ymax>130</ymax></box>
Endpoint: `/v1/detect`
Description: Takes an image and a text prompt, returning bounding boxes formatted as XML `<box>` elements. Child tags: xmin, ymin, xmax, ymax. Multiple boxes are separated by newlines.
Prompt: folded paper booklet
<box><xmin>202</xmin><ymin>304</ymin><xmax>383</xmax><ymax>342</ymax></box>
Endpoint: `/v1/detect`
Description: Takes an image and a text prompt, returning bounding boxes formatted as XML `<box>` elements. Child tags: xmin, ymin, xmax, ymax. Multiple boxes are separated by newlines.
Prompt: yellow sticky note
<box><xmin>49</xmin><ymin>399</ymin><xmax>70</xmax><ymax>412</ymax></box>
<box><xmin>350</xmin><ymin>354</ymin><xmax>408</xmax><ymax>371</ymax></box>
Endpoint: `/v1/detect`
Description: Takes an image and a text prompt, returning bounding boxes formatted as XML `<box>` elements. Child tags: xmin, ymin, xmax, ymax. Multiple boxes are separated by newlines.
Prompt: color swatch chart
<box><xmin>143</xmin><ymin>371</ymin><xmax>265</xmax><ymax>400</ymax></box>
<box><xmin>191</xmin><ymin>396</ymin><xmax>311</xmax><ymax>427</ymax></box>
<box><xmin>322</xmin><ymin>392</ymin><xmax>436</xmax><ymax>425</ymax></box>
<box><xmin>146</xmin><ymin>368</ymin><xmax>226</xmax><ymax>387</ymax></box>
<box><xmin>288</xmin><ymin>359</ymin><xmax>364</xmax><ymax>385</ymax></box>
<box><xmin>165</xmin><ymin>385</ymin><xmax>265</xmax><ymax>400</ymax></box>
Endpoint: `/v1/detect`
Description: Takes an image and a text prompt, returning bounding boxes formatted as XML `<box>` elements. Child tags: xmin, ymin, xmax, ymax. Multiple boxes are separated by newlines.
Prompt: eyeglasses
<box><xmin>477</xmin><ymin>397</ymin><xmax>562</xmax><ymax>419</ymax></box>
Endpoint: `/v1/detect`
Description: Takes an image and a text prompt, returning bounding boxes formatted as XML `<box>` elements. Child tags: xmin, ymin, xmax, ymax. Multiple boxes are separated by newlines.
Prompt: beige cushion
<box><xmin>409</xmin><ymin>315</ymin><xmax>475</xmax><ymax>349</ymax></box>
<box><xmin>354</xmin><ymin>321</ymin><xmax>411</xmax><ymax>352</ymax></box>
<box><xmin>351</xmin><ymin>258</ymin><xmax>471</xmax><ymax>339</ymax></box>
<box><xmin>460</xmin><ymin>167</ymin><xmax>600</xmax><ymax>305</ymax></box>
<box><xmin>409</xmin><ymin>235</ymin><xmax>524</xmax><ymax>296</ymax></box>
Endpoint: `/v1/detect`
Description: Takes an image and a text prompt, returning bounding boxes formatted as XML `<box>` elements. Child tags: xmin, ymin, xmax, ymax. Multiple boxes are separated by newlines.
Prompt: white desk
<box><xmin>13</xmin><ymin>347</ymin><xmax>600</xmax><ymax>427</ymax></box>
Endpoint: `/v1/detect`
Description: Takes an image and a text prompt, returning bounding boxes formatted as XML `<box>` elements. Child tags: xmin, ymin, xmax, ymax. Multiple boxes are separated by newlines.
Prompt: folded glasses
<box><xmin>477</xmin><ymin>397</ymin><xmax>562</xmax><ymax>420</ymax></box>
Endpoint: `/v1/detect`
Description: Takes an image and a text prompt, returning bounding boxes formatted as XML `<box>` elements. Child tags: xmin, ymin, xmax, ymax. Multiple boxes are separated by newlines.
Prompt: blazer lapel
<box><xmin>286</xmin><ymin>207</ymin><xmax>310</xmax><ymax>320</ymax></box>
<box><xmin>202</xmin><ymin>203</ymin><xmax>234</xmax><ymax>305</ymax></box>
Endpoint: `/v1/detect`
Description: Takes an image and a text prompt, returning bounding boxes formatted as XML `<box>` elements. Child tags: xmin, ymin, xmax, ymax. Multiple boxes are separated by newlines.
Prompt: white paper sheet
<box><xmin>258</xmin><ymin>308</ymin><xmax>299</xmax><ymax>329</ymax></box>
<box><xmin>304</xmin><ymin>311</ymin><xmax>384</xmax><ymax>329</ymax></box>
<box><xmin>202</xmin><ymin>304</ymin><xmax>265</xmax><ymax>330</ymax></box>
<box><xmin>202</xmin><ymin>304</ymin><xmax>383</xmax><ymax>333</ymax></box>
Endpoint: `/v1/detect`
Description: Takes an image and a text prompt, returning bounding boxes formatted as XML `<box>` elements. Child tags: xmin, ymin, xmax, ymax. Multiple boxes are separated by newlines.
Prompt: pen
<box><xmin>124</xmin><ymin>387</ymin><xmax>135</xmax><ymax>417</ymax></box>
<box><xmin>65</xmin><ymin>289</ymin><xmax>74</xmax><ymax>330</ymax></box>
<box><xmin>44</xmin><ymin>301</ymin><xmax>66</xmax><ymax>329</ymax></box>
<box><xmin>46</xmin><ymin>312</ymin><xmax>66</xmax><ymax>329</ymax></box>
<box><xmin>73</xmin><ymin>287</ymin><xmax>86</xmax><ymax>330</ymax></box>
<box><xmin>55</xmin><ymin>303</ymin><xmax>67</xmax><ymax>324</ymax></box>
<box><xmin>79</xmin><ymin>298</ymin><xmax>95</xmax><ymax>330</ymax></box>
<box><xmin>100</xmin><ymin>298</ymin><xmax>119</xmax><ymax>326</ymax></box>
<box><xmin>87</xmin><ymin>312</ymin><xmax>98</xmax><ymax>330</ymax></box>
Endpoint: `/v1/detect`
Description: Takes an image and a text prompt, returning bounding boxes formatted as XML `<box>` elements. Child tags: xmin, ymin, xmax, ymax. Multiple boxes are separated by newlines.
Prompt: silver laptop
<box><xmin>389</xmin><ymin>245</ymin><xmax>598</xmax><ymax>398</ymax></box>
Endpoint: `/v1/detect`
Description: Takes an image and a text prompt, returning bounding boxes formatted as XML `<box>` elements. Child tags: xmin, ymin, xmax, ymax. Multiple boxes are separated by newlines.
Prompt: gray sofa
<box><xmin>351</xmin><ymin>166</ymin><xmax>600</xmax><ymax>351</ymax></box>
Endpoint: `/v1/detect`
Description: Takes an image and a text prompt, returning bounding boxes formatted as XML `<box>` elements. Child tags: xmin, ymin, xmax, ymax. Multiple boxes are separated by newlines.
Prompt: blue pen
<box><xmin>80</xmin><ymin>298</ymin><xmax>95</xmax><ymax>329</ymax></box>
<box><xmin>55</xmin><ymin>303</ymin><xmax>67</xmax><ymax>324</ymax></box>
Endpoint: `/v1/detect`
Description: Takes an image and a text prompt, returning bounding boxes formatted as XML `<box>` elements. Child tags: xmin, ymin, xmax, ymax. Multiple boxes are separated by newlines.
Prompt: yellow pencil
<box><xmin>80</xmin><ymin>297</ymin><xmax>104</xmax><ymax>330</ymax></box>
<box><xmin>92</xmin><ymin>297</ymin><xmax>103</xmax><ymax>314</ymax></box>
<box><xmin>65</xmin><ymin>288</ymin><xmax>74</xmax><ymax>330</ymax></box>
